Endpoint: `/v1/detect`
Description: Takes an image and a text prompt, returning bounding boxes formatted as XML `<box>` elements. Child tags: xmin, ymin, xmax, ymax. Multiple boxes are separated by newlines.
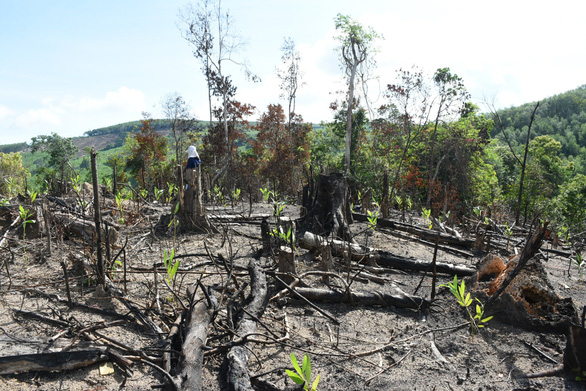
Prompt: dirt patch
<box><xmin>1</xmin><ymin>199</ymin><xmax>585</xmax><ymax>390</ymax></box>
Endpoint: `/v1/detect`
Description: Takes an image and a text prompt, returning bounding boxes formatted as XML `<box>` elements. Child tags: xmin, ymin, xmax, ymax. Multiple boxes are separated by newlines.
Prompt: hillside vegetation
<box><xmin>2</xmin><ymin>84</ymin><xmax>586</xmax><ymax>238</ymax></box>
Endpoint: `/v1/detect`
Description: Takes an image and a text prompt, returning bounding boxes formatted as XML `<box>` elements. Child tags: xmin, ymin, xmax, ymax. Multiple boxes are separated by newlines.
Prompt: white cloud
<box><xmin>0</xmin><ymin>105</ymin><xmax>12</xmax><ymax>120</ymax></box>
<box><xmin>14</xmin><ymin>107</ymin><xmax>64</xmax><ymax>128</ymax></box>
<box><xmin>66</xmin><ymin>87</ymin><xmax>145</xmax><ymax>113</ymax></box>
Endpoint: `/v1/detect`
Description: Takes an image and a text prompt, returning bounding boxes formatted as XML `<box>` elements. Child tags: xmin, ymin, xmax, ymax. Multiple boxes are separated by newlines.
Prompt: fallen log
<box><xmin>299</xmin><ymin>231</ymin><xmax>373</xmax><ymax>261</ymax></box>
<box><xmin>293</xmin><ymin>286</ymin><xmax>430</xmax><ymax>310</ymax></box>
<box><xmin>300</xmin><ymin>232</ymin><xmax>476</xmax><ymax>276</ymax></box>
<box><xmin>53</xmin><ymin>211</ymin><xmax>118</xmax><ymax>245</ymax></box>
<box><xmin>0</xmin><ymin>349</ymin><xmax>108</xmax><ymax>375</ymax></box>
<box><xmin>352</xmin><ymin>212</ymin><xmax>475</xmax><ymax>250</ymax></box>
<box><xmin>226</xmin><ymin>259</ymin><xmax>268</xmax><ymax>391</ymax></box>
<box><xmin>176</xmin><ymin>291</ymin><xmax>216</xmax><ymax>391</ymax></box>
<box><xmin>376</xmin><ymin>250</ymin><xmax>476</xmax><ymax>276</ymax></box>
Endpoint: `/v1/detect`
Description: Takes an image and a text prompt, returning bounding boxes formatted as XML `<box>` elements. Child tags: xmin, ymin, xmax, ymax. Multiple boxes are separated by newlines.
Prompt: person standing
<box><xmin>185</xmin><ymin>145</ymin><xmax>201</xmax><ymax>169</ymax></box>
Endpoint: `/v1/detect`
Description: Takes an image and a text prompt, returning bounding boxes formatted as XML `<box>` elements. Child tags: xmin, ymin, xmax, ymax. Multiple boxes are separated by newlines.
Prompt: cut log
<box><xmin>376</xmin><ymin>250</ymin><xmax>476</xmax><ymax>276</ymax></box>
<box><xmin>300</xmin><ymin>231</ymin><xmax>373</xmax><ymax>261</ymax></box>
<box><xmin>226</xmin><ymin>259</ymin><xmax>268</xmax><ymax>391</ymax></box>
<box><xmin>293</xmin><ymin>286</ymin><xmax>430</xmax><ymax>310</ymax></box>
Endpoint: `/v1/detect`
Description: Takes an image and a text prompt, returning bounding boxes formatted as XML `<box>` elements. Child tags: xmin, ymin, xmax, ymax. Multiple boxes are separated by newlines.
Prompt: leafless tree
<box><xmin>178</xmin><ymin>0</ymin><xmax>259</xmax><ymax>162</ymax></box>
<box><xmin>277</xmin><ymin>37</ymin><xmax>304</xmax><ymax>132</ymax></box>
<box><xmin>161</xmin><ymin>92</ymin><xmax>195</xmax><ymax>164</ymax></box>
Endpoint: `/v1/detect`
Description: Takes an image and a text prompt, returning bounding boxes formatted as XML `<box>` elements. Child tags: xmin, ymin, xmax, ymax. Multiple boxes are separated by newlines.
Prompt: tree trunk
<box><xmin>299</xmin><ymin>173</ymin><xmax>353</xmax><ymax>241</ymax></box>
<box><xmin>178</xmin><ymin>166</ymin><xmax>217</xmax><ymax>233</ymax></box>
<box><xmin>515</xmin><ymin>102</ymin><xmax>540</xmax><ymax>226</ymax></box>
<box><xmin>344</xmin><ymin>65</ymin><xmax>357</xmax><ymax>173</ymax></box>
<box><xmin>91</xmin><ymin>148</ymin><xmax>105</xmax><ymax>289</ymax></box>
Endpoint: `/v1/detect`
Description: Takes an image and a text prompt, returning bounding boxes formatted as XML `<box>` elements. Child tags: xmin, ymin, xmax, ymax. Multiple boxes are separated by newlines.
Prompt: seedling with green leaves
<box><xmin>154</xmin><ymin>186</ymin><xmax>164</xmax><ymax>202</ymax></box>
<box><xmin>166</xmin><ymin>182</ymin><xmax>178</xmax><ymax>204</ymax></box>
<box><xmin>168</xmin><ymin>203</ymin><xmax>180</xmax><ymax>247</ymax></box>
<box><xmin>367</xmin><ymin>209</ymin><xmax>378</xmax><ymax>231</ymax></box>
<box><xmin>503</xmin><ymin>222</ymin><xmax>514</xmax><ymax>250</ymax></box>
<box><xmin>441</xmin><ymin>275</ymin><xmax>493</xmax><ymax>335</ymax></box>
<box><xmin>286</xmin><ymin>353</ymin><xmax>320</xmax><ymax>391</ymax></box>
<box><xmin>213</xmin><ymin>185</ymin><xmax>224</xmax><ymax>205</ymax></box>
<box><xmin>232</xmin><ymin>188</ymin><xmax>241</xmax><ymax>202</ymax></box>
<box><xmin>139</xmin><ymin>188</ymin><xmax>148</xmax><ymax>200</ymax></box>
<box><xmin>422</xmin><ymin>207</ymin><xmax>432</xmax><ymax>229</ymax></box>
<box><xmin>19</xmin><ymin>204</ymin><xmax>36</xmax><ymax>266</ymax></box>
<box><xmin>115</xmin><ymin>191</ymin><xmax>129</xmax><ymax>224</ymax></box>
<box><xmin>163</xmin><ymin>248</ymin><xmax>180</xmax><ymax>288</ymax></box>
<box><xmin>260</xmin><ymin>187</ymin><xmax>272</xmax><ymax>203</ymax></box>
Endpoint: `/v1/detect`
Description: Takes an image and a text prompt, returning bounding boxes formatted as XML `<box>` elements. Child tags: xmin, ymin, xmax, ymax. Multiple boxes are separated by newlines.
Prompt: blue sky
<box><xmin>1</xmin><ymin>0</ymin><xmax>585</xmax><ymax>145</ymax></box>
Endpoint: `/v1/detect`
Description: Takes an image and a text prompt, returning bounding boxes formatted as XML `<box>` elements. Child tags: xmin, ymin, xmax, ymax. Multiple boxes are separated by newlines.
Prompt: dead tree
<box><xmin>300</xmin><ymin>172</ymin><xmax>353</xmax><ymax>241</ymax></box>
<box><xmin>91</xmin><ymin>148</ymin><xmax>105</xmax><ymax>288</ymax></box>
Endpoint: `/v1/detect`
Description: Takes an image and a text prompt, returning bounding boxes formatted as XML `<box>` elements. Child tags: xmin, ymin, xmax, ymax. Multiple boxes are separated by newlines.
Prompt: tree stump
<box><xmin>470</xmin><ymin>254</ymin><xmax>579</xmax><ymax>332</ymax></box>
<box><xmin>178</xmin><ymin>166</ymin><xmax>216</xmax><ymax>233</ymax></box>
<box><xmin>278</xmin><ymin>246</ymin><xmax>296</xmax><ymax>284</ymax></box>
<box><xmin>300</xmin><ymin>172</ymin><xmax>353</xmax><ymax>241</ymax></box>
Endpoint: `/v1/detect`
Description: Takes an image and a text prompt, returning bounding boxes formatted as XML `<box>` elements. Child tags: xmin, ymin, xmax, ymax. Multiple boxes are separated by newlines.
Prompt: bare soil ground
<box><xmin>1</xmin><ymin>197</ymin><xmax>585</xmax><ymax>390</ymax></box>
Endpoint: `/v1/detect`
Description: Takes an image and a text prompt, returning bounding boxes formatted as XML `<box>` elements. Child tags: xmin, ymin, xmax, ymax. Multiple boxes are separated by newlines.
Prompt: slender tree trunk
<box><xmin>345</xmin><ymin>65</ymin><xmax>357</xmax><ymax>173</ymax></box>
<box><xmin>90</xmin><ymin>148</ymin><xmax>105</xmax><ymax>289</ymax></box>
<box><xmin>515</xmin><ymin>102</ymin><xmax>540</xmax><ymax>226</ymax></box>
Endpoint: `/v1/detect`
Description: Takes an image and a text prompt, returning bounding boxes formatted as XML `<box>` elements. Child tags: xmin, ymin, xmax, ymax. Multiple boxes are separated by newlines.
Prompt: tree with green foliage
<box><xmin>377</xmin><ymin>66</ymin><xmax>430</xmax><ymax>204</ymax></box>
<box><xmin>553</xmin><ymin>174</ymin><xmax>586</xmax><ymax>234</ymax></box>
<box><xmin>30</xmin><ymin>132</ymin><xmax>77</xmax><ymax>193</ymax></box>
<box><xmin>334</xmin><ymin>13</ymin><xmax>380</xmax><ymax>173</ymax></box>
<box><xmin>0</xmin><ymin>152</ymin><xmax>30</xmax><ymax>198</ymax></box>
<box><xmin>425</xmin><ymin>67</ymin><xmax>470</xmax><ymax>207</ymax></box>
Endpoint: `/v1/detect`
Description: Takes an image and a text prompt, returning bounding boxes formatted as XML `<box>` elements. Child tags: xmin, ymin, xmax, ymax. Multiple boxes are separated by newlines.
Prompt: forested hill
<box><xmin>491</xmin><ymin>85</ymin><xmax>586</xmax><ymax>160</ymax></box>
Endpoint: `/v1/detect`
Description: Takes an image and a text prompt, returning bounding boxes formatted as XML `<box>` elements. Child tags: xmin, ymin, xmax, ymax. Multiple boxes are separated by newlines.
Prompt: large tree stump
<box><xmin>300</xmin><ymin>172</ymin><xmax>353</xmax><ymax>241</ymax></box>
<box><xmin>178</xmin><ymin>166</ymin><xmax>217</xmax><ymax>233</ymax></box>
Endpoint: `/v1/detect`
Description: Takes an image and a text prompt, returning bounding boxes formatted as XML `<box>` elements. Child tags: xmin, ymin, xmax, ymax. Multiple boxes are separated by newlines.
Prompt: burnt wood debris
<box><xmin>0</xmin><ymin>171</ymin><xmax>584</xmax><ymax>390</ymax></box>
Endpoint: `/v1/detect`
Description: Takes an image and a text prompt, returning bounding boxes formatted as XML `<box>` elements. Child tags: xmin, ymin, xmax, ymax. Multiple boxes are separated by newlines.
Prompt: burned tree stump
<box><xmin>470</xmin><ymin>226</ymin><xmax>579</xmax><ymax>332</ymax></box>
<box><xmin>300</xmin><ymin>172</ymin><xmax>353</xmax><ymax>241</ymax></box>
<box><xmin>178</xmin><ymin>166</ymin><xmax>217</xmax><ymax>233</ymax></box>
